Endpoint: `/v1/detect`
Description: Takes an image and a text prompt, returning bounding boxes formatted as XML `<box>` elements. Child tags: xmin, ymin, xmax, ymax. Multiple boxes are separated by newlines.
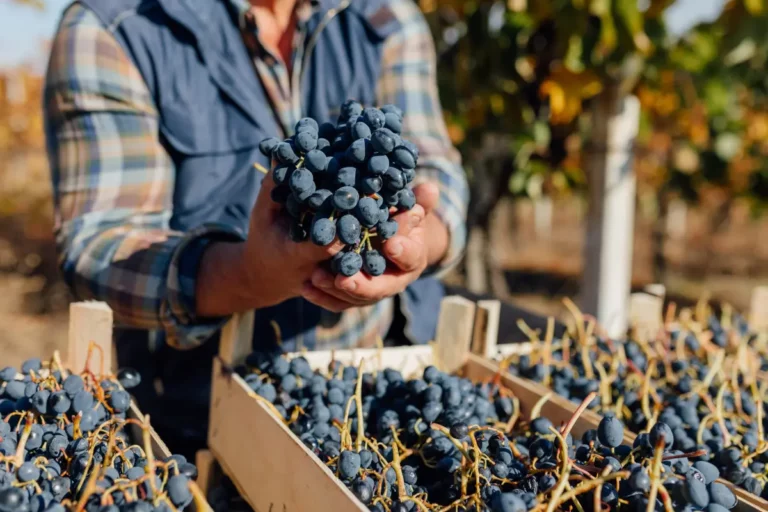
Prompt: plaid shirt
<box><xmin>44</xmin><ymin>0</ymin><xmax>468</xmax><ymax>350</ymax></box>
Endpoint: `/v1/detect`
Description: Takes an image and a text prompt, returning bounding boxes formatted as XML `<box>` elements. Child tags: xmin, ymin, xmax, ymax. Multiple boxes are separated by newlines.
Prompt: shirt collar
<box><xmin>227</xmin><ymin>0</ymin><xmax>320</xmax><ymax>33</ymax></box>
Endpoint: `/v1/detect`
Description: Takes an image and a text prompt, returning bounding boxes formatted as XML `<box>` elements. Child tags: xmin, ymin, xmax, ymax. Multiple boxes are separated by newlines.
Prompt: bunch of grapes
<box><xmin>502</xmin><ymin>306</ymin><xmax>768</xmax><ymax>500</ymax></box>
<box><xmin>0</xmin><ymin>357</ymin><xmax>200</xmax><ymax>512</ymax></box>
<box><xmin>244</xmin><ymin>349</ymin><xmax>741</xmax><ymax>511</ymax></box>
<box><xmin>258</xmin><ymin>100</ymin><xmax>418</xmax><ymax>278</ymax></box>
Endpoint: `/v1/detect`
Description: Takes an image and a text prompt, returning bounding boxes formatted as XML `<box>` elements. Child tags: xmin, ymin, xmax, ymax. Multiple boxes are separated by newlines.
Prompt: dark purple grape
<box><xmin>359</xmin><ymin>176</ymin><xmax>383</xmax><ymax>195</ymax></box>
<box><xmin>392</xmin><ymin>145</ymin><xmax>416</xmax><ymax>169</ymax></box>
<box><xmin>340</xmin><ymin>100</ymin><xmax>363</xmax><ymax>120</ymax></box>
<box><xmin>339</xmin><ymin>252</ymin><xmax>363</xmax><ymax>277</ymax></box>
<box><xmin>304</xmin><ymin>150</ymin><xmax>328</xmax><ymax>173</ymax></box>
<box><xmin>337</xmin><ymin>215</ymin><xmax>361</xmax><ymax>245</ymax></box>
<box><xmin>333</xmin><ymin>187</ymin><xmax>359</xmax><ymax>211</ymax></box>
<box><xmin>384</xmin><ymin>112</ymin><xmax>402</xmax><ymax>134</ymax></box>
<box><xmin>349</xmin><ymin>121</ymin><xmax>371</xmax><ymax>140</ymax></box>
<box><xmin>295</xmin><ymin>117</ymin><xmax>319</xmax><ymax>134</ymax></box>
<box><xmin>368</xmin><ymin>155</ymin><xmax>389</xmax><ymax>176</ymax></box>
<box><xmin>295</xmin><ymin>131</ymin><xmax>318</xmax><ymax>153</ymax></box>
<box><xmin>397</xmin><ymin>188</ymin><xmax>416</xmax><ymax>210</ymax></box>
<box><xmin>307</xmin><ymin>189</ymin><xmax>332</xmax><ymax>211</ymax></box>
<box><xmin>362</xmin><ymin>108</ymin><xmax>386</xmax><ymax>130</ymax></box>
<box><xmin>275</xmin><ymin>142</ymin><xmax>299</xmax><ymax>164</ymax></box>
<box><xmin>318</xmin><ymin>122</ymin><xmax>336</xmax><ymax>141</ymax></box>
<box><xmin>597</xmin><ymin>414</ymin><xmax>624</xmax><ymax>448</ymax></box>
<box><xmin>371</xmin><ymin>128</ymin><xmax>396</xmax><ymax>154</ymax></box>
<box><xmin>310</xmin><ymin>218</ymin><xmax>336</xmax><ymax>246</ymax></box>
<box><xmin>335</xmin><ymin>167</ymin><xmax>357</xmax><ymax>188</ymax></box>
<box><xmin>167</xmin><ymin>474</ymin><xmax>193</xmax><ymax>508</ymax></box>
<box><xmin>345</xmin><ymin>139</ymin><xmax>371</xmax><ymax>165</ymax></box>
<box><xmin>355</xmin><ymin>197</ymin><xmax>379</xmax><ymax>228</ymax></box>
<box><xmin>259</xmin><ymin>137</ymin><xmax>281</xmax><ymax>157</ymax></box>
<box><xmin>362</xmin><ymin>250</ymin><xmax>386</xmax><ymax>277</ymax></box>
<box><xmin>377</xmin><ymin>220</ymin><xmax>398</xmax><ymax>240</ymax></box>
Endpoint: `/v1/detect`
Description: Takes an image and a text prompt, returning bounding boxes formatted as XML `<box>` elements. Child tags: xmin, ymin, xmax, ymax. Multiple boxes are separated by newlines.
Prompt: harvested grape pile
<box><xmin>0</xmin><ymin>354</ymin><xmax>202</xmax><ymax>512</ymax></box>
<box><xmin>503</xmin><ymin>301</ymin><xmax>768</xmax><ymax>500</ymax></box>
<box><xmin>258</xmin><ymin>100</ymin><xmax>417</xmax><ymax>277</ymax></box>
<box><xmin>243</xmin><ymin>349</ymin><xmax>741</xmax><ymax>511</ymax></box>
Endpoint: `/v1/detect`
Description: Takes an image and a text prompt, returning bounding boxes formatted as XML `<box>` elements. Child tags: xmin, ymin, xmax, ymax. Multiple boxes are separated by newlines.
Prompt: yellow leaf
<box><xmin>744</xmin><ymin>0</ymin><xmax>764</xmax><ymax>14</ymax></box>
<box><xmin>539</xmin><ymin>68</ymin><xmax>604</xmax><ymax>124</ymax></box>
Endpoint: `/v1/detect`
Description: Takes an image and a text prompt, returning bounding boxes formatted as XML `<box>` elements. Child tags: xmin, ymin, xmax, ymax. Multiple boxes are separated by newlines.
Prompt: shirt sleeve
<box><xmin>44</xmin><ymin>4</ymin><xmax>237</xmax><ymax>349</ymax></box>
<box><xmin>375</xmin><ymin>0</ymin><xmax>469</xmax><ymax>277</ymax></box>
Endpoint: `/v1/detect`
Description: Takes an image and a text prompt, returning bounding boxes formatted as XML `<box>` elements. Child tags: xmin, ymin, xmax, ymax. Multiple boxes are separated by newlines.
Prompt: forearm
<box><xmin>195</xmin><ymin>241</ymin><xmax>266</xmax><ymax>317</ymax></box>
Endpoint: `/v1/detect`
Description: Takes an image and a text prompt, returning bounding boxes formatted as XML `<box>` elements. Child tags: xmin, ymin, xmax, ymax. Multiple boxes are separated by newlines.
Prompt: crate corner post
<box><xmin>68</xmin><ymin>301</ymin><xmax>115</xmax><ymax>373</ymax></box>
<box><xmin>434</xmin><ymin>295</ymin><xmax>476</xmax><ymax>375</ymax></box>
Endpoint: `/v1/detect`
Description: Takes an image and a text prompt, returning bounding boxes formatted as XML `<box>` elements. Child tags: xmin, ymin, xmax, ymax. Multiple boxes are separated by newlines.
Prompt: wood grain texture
<box><xmin>219</xmin><ymin>311</ymin><xmax>255</xmax><ymax>367</ymax></box>
<box><xmin>750</xmin><ymin>286</ymin><xmax>768</xmax><ymax>331</ymax></box>
<box><xmin>471</xmin><ymin>300</ymin><xmax>501</xmax><ymax>359</ymax></box>
<box><xmin>208</xmin><ymin>357</ymin><xmax>366</xmax><ymax>512</ymax></box>
<box><xmin>434</xmin><ymin>295</ymin><xmax>476</xmax><ymax>374</ymax></box>
<box><xmin>67</xmin><ymin>302</ymin><xmax>114</xmax><ymax>374</ymax></box>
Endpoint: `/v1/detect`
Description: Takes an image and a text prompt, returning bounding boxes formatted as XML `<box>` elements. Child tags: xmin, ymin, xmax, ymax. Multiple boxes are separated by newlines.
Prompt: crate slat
<box><xmin>208</xmin><ymin>358</ymin><xmax>366</xmax><ymax>512</ymax></box>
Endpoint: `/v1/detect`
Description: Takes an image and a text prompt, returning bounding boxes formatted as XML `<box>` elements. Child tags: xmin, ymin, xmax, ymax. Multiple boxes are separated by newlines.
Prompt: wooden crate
<box><xmin>65</xmin><ymin>302</ymin><xmax>212</xmax><ymax>511</ymax></box>
<box><xmin>208</xmin><ymin>296</ymin><xmax>685</xmax><ymax>512</ymax></box>
<box><xmin>488</xmin><ymin>295</ymin><xmax>766</xmax><ymax>512</ymax></box>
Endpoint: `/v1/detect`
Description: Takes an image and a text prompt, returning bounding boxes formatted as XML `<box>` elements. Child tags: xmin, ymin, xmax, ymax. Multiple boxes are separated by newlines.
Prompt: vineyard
<box><xmin>1</xmin><ymin>1</ymin><xmax>768</xmax><ymax>511</ymax></box>
<box><xmin>0</xmin><ymin>0</ymin><xmax>767</xmax><ymax>360</ymax></box>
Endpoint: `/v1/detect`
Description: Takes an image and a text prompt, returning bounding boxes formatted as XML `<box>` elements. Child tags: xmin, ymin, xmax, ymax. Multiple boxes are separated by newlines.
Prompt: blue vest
<box><xmin>77</xmin><ymin>0</ymin><xmax>445</xmax><ymax>449</ymax></box>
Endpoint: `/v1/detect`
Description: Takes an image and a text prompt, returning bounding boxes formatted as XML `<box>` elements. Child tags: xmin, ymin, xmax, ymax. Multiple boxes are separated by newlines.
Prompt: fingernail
<box><xmin>410</xmin><ymin>214</ymin><xmax>423</xmax><ymax>229</ymax></box>
<box><xmin>342</xmin><ymin>280</ymin><xmax>357</xmax><ymax>292</ymax></box>
<box><xmin>388</xmin><ymin>241</ymin><xmax>403</xmax><ymax>257</ymax></box>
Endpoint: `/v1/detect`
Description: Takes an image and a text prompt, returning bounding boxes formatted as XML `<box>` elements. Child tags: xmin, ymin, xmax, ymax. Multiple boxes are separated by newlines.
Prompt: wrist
<box><xmin>196</xmin><ymin>241</ymin><xmax>269</xmax><ymax>317</ymax></box>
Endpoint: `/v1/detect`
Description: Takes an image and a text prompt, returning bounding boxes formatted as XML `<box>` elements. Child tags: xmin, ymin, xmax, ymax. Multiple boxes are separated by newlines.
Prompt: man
<box><xmin>45</xmin><ymin>0</ymin><xmax>468</xmax><ymax>456</ymax></box>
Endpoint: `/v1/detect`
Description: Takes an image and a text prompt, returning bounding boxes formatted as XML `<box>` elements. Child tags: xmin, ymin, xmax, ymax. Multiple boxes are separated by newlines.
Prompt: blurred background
<box><xmin>1</xmin><ymin>0</ymin><xmax>766</xmax><ymax>363</ymax></box>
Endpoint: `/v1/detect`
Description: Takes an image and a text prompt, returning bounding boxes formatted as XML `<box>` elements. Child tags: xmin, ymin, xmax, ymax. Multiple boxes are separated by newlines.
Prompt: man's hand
<box><xmin>196</xmin><ymin>173</ymin><xmax>344</xmax><ymax>317</ymax></box>
<box><xmin>301</xmin><ymin>183</ymin><xmax>449</xmax><ymax>313</ymax></box>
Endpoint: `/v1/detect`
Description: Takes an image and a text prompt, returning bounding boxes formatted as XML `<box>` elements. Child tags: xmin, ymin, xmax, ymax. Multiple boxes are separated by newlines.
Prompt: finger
<box><xmin>295</xmin><ymin>236</ymin><xmax>346</xmax><ymax>263</ymax></box>
<box><xmin>333</xmin><ymin>267</ymin><xmax>415</xmax><ymax>301</ymax></box>
<box><xmin>388</xmin><ymin>204</ymin><xmax>425</xmax><ymax>238</ymax></box>
<box><xmin>301</xmin><ymin>282</ymin><xmax>357</xmax><ymax>313</ymax></box>
<box><xmin>310</xmin><ymin>267</ymin><xmax>371</xmax><ymax>305</ymax></box>
<box><xmin>412</xmin><ymin>182</ymin><xmax>439</xmax><ymax>213</ymax></box>
<box><xmin>381</xmin><ymin>233</ymin><xmax>426</xmax><ymax>273</ymax></box>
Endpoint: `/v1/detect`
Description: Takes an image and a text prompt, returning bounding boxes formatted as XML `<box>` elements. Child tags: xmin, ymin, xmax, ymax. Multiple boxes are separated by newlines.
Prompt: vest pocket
<box><xmin>160</xmin><ymin>99</ymin><xmax>264</xmax><ymax>156</ymax></box>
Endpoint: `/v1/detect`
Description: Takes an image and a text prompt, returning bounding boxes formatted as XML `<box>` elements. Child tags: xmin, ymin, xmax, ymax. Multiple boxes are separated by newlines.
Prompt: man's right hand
<box><xmin>196</xmin><ymin>172</ymin><xmax>344</xmax><ymax>318</ymax></box>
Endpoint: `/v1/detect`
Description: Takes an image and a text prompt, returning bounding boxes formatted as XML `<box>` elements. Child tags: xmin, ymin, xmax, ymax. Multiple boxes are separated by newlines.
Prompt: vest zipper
<box><xmin>291</xmin><ymin>0</ymin><xmax>352</xmax><ymax>119</ymax></box>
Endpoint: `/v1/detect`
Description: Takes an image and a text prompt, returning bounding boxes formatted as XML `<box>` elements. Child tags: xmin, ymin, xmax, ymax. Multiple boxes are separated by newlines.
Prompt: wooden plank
<box><xmin>434</xmin><ymin>296</ymin><xmax>476</xmax><ymax>374</ymax></box>
<box><xmin>219</xmin><ymin>311</ymin><xmax>254</xmax><ymax>367</ymax></box>
<box><xmin>471</xmin><ymin>300</ymin><xmax>501</xmax><ymax>359</ymax></box>
<box><xmin>463</xmin><ymin>354</ymin><xmax>607</xmax><ymax>441</ymax></box>
<box><xmin>67</xmin><ymin>302</ymin><xmax>115</xmax><ymax>374</ymax></box>
<box><xmin>495</xmin><ymin>342</ymin><xmax>534</xmax><ymax>358</ymax></box>
<box><xmin>195</xmin><ymin>450</ymin><xmax>221</xmax><ymax>503</ymax></box>
<box><xmin>629</xmin><ymin>292</ymin><xmax>664</xmax><ymax>340</ymax></box>
<box><xmin>750</xmin><ymin>286</ymin><xmax>768</xmax><ymax>331</ymax></box>
<box><xmin>208</xmin><ymin>357</ymin><xmax>365</xmax><ymax>512</ymax></box>
<box><xmin>302</xmin><ymin>345</ymin><xmax>433</xmax><ymax>378</ymax></box>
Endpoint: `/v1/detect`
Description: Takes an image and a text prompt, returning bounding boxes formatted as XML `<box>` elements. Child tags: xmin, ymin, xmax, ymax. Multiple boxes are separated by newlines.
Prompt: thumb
<box><xmin>412</xmin><ymin>182</ymin><xmax>440</xmax><ymax>214</ymax></box>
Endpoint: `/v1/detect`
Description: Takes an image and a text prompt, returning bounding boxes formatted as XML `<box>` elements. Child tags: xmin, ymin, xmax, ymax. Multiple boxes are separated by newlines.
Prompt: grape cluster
<box><xmin>258</xmin><ymin>100</ymin><xmax>418</xmax><ymax>277</ymax></box>
<box><xmin>0</xmin><ymin>356</ymin><xmax>200</xmax><ymax>512</ymax></box>
<box><xmin>242</xmin><ymin>348</ymin><xmax>740</xmax><ymax>511</ymax></box>
<box><xmin>503</xmin><ymin>304</ymin><xmax>768</xmax><ymax>500</ymax></box>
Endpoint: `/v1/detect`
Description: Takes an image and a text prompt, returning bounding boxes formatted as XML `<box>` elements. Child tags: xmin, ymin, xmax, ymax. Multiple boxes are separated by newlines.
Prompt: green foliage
<box><xmin>423</xmin><ymin>0</ymin><xmax>768</xmax><ymax>206</ymax></box>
